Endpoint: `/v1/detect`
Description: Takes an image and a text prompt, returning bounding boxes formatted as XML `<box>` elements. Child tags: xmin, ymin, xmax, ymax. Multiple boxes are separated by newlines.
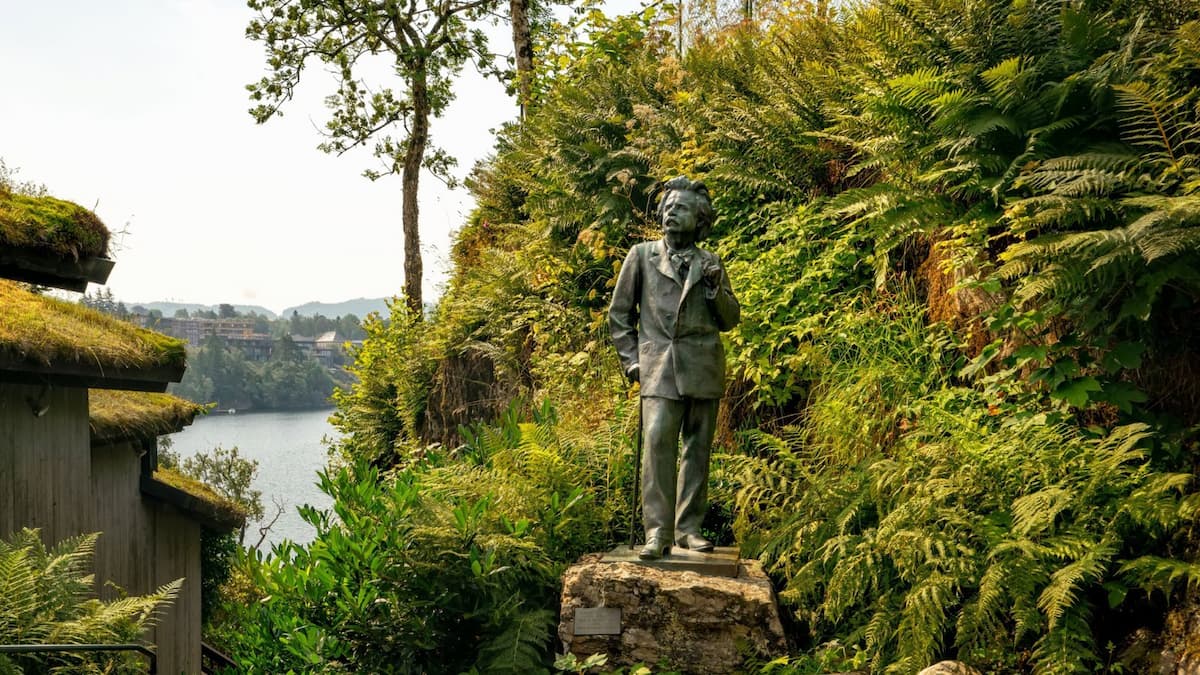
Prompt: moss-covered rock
<box><xmin>0</xmin><ymin>190</ymin><xmax>109</xmax><ymax>261</ymax></box>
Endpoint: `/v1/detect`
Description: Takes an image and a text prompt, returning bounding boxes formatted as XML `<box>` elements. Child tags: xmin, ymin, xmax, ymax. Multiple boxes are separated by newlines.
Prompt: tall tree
<box><xmin>246</xmin><ymin>0</ymin><xmax>501</xmax><ymax>313</ymax></box>
<box><xmin>510</xmin><ymin>0</ymin><xmax>534</xmax><ymax>116</ymax></box>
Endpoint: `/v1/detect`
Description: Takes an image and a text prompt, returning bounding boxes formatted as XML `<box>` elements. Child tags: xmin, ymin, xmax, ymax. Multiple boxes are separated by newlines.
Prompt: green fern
<box><xmin>0</xmin><ymin>529</ymin><xmax>177</xmax><ymax>674</ymax></box>
<box><xmin>475</xmin><ymin>606</ymin><xmax>556</xmax><ymax>674</ymax></box>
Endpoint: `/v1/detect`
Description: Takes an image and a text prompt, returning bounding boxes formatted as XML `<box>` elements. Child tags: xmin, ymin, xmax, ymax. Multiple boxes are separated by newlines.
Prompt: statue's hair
<box><xmin>657</xmin><ymin>176</ymin><xmax>715</xmax><ymax>242</ymax></box>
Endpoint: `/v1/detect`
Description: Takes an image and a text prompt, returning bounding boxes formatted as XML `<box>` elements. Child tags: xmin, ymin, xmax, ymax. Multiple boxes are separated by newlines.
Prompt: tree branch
<box><xmin>252</xmin><ymin>497</ymin><xmax>287</xmax><ymax>550</ymax></box>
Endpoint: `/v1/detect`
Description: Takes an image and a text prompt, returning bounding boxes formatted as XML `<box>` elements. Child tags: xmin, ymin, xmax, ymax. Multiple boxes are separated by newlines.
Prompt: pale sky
<box><xmin>0</xmin><ymin>0</ymin><xmax>637</xmax><ymax>314</ymax></box>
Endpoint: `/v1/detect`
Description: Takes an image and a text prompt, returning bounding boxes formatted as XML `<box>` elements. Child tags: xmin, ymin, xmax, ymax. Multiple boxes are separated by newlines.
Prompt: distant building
<box><xmin>138</xmin><ymin>315</ymin><xmax>275</xmax><ymax>361</ymax></box>
<box><xmin>139</xmin><ymin>316</ymin><xmax>256</xmax><ymax>347</ymax></box>
<box><xmin>228</xmin><ymin>333</ymin><xmax>275</xmax><ymax>361</ymax></box>
<box><xmin>289</xmin><ymin>334</ymin><xmax>316</xmax><ymax>358</ymax></box>
<box><xmin>313</xmin><ymin>331</ymin><xmax>345</xmax><ymax>367</ymax></box>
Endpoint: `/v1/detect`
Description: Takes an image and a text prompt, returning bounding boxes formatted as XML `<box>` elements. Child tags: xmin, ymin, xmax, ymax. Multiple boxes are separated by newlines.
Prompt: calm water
<box><xmin>166</xmin><ymin>409</ymin><xmax>337</xmax><ymax>549</ymax></box>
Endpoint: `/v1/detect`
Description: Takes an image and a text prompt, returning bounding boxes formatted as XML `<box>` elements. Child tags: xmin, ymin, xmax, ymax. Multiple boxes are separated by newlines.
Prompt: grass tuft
<box><xmin>153</xmin><ymin>467</ymin><xmax>249</xmax><ymax>527</ymax></box>
<box><xmin>0</xmin><ymin>280</ymin><xmax>187</xmax><ymax>374</ymax></box>
<box><xmin>0</xmin><ymin>190</ymin><xmax>109</xmax><ymax>260</ymax></box>
<box><xmin>89</xmin><ymin>390</ymin><xmax>209</xmax><ymax>442</ymax></box>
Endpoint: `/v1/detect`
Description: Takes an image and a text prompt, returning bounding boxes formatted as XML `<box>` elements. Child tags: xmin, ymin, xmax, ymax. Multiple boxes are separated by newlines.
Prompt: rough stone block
<box><xmin>558</xmin><ymin>554</ymin><xmax>786</xmax><ymax>673</ymax></box>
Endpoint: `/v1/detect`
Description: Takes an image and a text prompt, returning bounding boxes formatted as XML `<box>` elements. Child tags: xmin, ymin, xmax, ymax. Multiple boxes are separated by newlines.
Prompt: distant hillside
<box><xmin>130</xmin><ymin>301</ymin><xmax>277</xmax><ymax>319</ymax></box>
<box><xmin>280</xmin><ymin>297</ymin><xmax>391</xmax><ymax>319</ymax></box>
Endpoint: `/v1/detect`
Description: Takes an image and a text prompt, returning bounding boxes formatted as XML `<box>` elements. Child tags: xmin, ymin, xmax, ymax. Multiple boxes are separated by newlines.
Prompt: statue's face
<box><xmin>661</xmin><ymin>189</ymin><xmax>702</xmax><ymax>245</ymax></box>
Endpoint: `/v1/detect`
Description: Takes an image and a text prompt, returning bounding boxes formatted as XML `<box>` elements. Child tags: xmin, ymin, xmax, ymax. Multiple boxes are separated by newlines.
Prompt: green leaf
<box><xmin>1093</xmin><ymin>382</ymin><xmax>1148</xmax><ymax>413</ymax></box>
<box><xmin>1104</xmin><ymin>581</ymin><xmax>1128</xmax><ymax>608</ymax></box>
<box><xmin>1104</xmin><ymin>342</ymin><xmax>1145</xmax><ymax>371</ymax></box>
<box><xmin>1052</xmin><ymin>376</ymin><xmax>1102</xmax><ymax>408</ymax></box>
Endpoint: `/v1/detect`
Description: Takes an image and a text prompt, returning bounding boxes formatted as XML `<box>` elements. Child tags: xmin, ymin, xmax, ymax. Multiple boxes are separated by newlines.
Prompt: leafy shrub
<box><xmin>210</xmin><ymin>463</ymin><xmax>557</xmax><ymax>673</ymax></box>
<box><xmin>214</xmin><ymin>403</ymin><xmax>636</xmax><ymax>673</ymax></box>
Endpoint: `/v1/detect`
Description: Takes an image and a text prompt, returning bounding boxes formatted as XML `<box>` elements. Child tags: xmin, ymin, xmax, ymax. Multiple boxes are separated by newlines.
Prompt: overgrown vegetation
<box><xmin>0</xmin><ymin>280</ymin><xmax>187</xmax><ymax>373</ymax></box>
<box><xmin>208</xmin><ymin>408</ymin><xmax>636</xmax><ymax>672</ymax></box>
<box><xmin>0</xmin><ymin>528</ymin><xmax>179</xmax><ymax>674</ymax></box>
<box><xmin>209</xmin><ymin>0</ymin><xmax>1200</xmax><ymax>671</ymax></box>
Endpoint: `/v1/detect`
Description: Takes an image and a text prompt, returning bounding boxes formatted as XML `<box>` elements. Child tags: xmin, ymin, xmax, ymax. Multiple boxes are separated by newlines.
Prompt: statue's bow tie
<box><xmin>670</xmin><ymin>251</ymin><xmax>695</xmax><ymax>274</ymax></box>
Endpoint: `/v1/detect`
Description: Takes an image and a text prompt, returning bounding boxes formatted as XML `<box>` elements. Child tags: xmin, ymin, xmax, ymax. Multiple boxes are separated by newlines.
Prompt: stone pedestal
<box><xmin>558</xmin><ymin>552</ymin><xmax>786</xmax><ymax>673</ymax></box>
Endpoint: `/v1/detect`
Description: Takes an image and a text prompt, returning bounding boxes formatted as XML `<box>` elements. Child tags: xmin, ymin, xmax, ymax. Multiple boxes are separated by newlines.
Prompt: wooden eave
<box><xmin>0</xmin><ymin>248</ymin><xmax>115</xmax><ymax>292</ymax></box>
<box><xmin>0</xmin><ymin>355</ymin><xmax>185</xmax><ymax>392</ymax></box>
<box><xmin>140</xmin><ymin>475</ymin><xmax>245</xmax><ymax>534</ymax></box>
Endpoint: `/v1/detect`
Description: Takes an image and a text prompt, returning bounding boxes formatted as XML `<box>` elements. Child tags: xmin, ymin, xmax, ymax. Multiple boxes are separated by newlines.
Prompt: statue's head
<box><xmin>657</xmin><ymin>176</ymin><xmax>714</xmax><ymax>245</ymax></box>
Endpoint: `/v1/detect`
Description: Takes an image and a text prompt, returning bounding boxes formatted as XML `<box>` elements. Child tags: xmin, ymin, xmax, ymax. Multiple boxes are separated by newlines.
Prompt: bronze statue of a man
<box><xmin>608</xmin><ymin>176</ymin><xmax>741</xmax><ymax>560</ymax></box>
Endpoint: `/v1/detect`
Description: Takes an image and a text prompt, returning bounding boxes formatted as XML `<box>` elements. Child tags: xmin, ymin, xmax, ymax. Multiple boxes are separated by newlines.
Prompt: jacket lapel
<box><xmin>652</xmin><ymin>239</ymin><xmax>682</xmax><ymax>286</ymax></box>
<box><xmin>679</xmin><ymin>248</ymin><xmax>706</xmax><ymax>303</ymax></box>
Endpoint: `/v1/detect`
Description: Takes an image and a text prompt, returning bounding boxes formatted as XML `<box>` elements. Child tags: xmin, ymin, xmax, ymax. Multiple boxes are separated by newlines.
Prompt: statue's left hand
<box><xmin>702</xmin><ymin>260</ymin><xmax>722</xmax><ymax>288</ymax></box>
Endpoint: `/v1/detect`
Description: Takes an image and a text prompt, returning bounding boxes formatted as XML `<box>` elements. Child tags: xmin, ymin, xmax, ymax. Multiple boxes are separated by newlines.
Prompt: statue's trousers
<box><xmin>641</xmin><ymin>396</ymin><xmax>719</xmax><ymax>542</ymax></box>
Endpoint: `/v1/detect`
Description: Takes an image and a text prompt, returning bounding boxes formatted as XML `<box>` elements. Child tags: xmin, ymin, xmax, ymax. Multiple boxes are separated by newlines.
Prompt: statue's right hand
<box><xmin>626</xmin><ymin>364</ymin><xmax>640</xmax><ymax>384</ymax></box>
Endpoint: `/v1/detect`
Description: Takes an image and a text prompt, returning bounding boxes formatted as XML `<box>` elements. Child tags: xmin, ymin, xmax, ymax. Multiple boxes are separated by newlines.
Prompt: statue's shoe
<box><xmin>675</xmin><ymin>533</ymin><xmax>714</xmax><ymax>552</ymax></box>
<box><xmin>638</xmin><ymin>537</ymin><xmax>672</xmax><ymax>560</ymax></box>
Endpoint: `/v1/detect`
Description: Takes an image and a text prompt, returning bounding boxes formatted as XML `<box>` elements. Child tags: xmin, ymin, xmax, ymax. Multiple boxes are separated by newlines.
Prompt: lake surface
<box><xmin>166</xmin><ymin>409</ymin><xmax>336</xmax><ymax>549</ymax></box>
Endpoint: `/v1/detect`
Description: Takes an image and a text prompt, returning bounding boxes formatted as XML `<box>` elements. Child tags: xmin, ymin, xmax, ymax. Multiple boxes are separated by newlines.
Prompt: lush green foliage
<box><xmin>722</xmin><ymin>301</ymin><xmax>1200</xmax><ymax>672</ymax></box>
<box><xmin>0</xmin><ymin>529</ymin><xmax>180</xmax><ymax>674</ymax></box>
<box><xmin>220</xmin><ymin>0</ymin><xmax>1200</xmax><ymax>671</ymax></box>
<box><xmin>213</xmin><ymin>402</ymin><xmax>638</xmax><ymax>672</ymax></box>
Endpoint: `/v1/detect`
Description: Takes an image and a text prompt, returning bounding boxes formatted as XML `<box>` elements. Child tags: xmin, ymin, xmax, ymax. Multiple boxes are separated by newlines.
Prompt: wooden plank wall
<box><xmin>90</xmin><ymin>440</ymin><xmax>152</xmax><ymax>597</ymax></box>
<box><xmin>91</xmin><ymin>440</ymin><xmax>202</xmax><ymax>675</ymax></box>
<box><xmin>152</xmin><ymin>508</ymin><xmax>201</xmax><ymax>675</ymax></box>
<box><xmin>0</xmin><ymin>383</ymin><xmax>203</xmax><ymax>674</ymax></box>
<box><xmin>0</xmin><ymin>383</ymin><xmax>91</xmax><ymax>543</ymax></box>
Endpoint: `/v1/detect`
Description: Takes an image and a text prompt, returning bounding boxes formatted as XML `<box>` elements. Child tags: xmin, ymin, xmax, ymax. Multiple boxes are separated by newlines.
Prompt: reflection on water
<box><xmin>166</xmin><ymin>408</ymin><xmax>337</xmax><ymax>549</ymax></box>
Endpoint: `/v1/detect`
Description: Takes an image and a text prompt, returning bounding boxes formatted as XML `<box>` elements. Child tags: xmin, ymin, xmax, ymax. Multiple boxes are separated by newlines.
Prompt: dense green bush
<box><xmin>213</xmin><ymin>404</ymin><xmax>637</xmax><ymax>673</ymax></box>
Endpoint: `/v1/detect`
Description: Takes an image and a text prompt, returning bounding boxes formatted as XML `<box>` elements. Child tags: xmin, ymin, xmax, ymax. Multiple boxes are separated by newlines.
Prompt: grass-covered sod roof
<box><xmin>0</xmin><ymin>280</ymin><xmax>187</xmax><ymax>386</ymax></box>
<box><xmin>89</xmin><ymin>390</ymin><xmax>207</xmax><ymax>443</ymax></box>
<box><xmin>150</xmin><ymin>468</ymin><xmax>248</xmax><ymax>531</ymax></box>
<box><xmin>0</xmin><ymin>189</ymin><xmax>109</xmax><ymax>260</ymax></box>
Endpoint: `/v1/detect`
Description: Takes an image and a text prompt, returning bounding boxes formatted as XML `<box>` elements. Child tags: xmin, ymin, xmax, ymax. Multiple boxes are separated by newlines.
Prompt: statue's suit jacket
<box><xmin>609</xmin><ymin>240</ymin><xmax>740</xmax><ymax>399</ymax></box>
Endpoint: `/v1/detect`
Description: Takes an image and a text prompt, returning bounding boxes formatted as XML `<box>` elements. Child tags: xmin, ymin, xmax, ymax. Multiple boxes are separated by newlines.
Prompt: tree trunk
<box><xmin>510</xmin><ymin>0</ymin><xmax>534</xmax><ymax>118</ymax></box>
<box><xmin>402</xmin><ymin>64</ymin><xmax>429</xmax><ymax>316</ymax></box>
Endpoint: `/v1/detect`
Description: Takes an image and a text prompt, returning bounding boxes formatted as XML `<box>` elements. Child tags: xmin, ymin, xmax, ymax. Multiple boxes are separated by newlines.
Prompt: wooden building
<box><xmin>0</xmin><ymin>189</ymin><xmax>244</xmax><ymax>673</ymax></box>
<box><xmin>89</xmin><ymin>390</ymin><xmax>245</xmax><ymax>674</ymax></box>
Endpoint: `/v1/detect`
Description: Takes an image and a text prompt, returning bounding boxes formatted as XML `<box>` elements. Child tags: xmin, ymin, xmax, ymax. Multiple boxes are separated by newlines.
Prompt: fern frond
<box><xmin>1114</xmin><ymin>80</ymin><xmax>1194</xmax><ymax>170</ymax></box>
<box><xmin>1119</xmin><ymin>555</ymin><xmax>1200</xmax><ymax>596</ymax></box>
<box><xmin>1011</xmin><ymin>486</ymin><xmax>1071</xmax><ymax>537</ymax></box>
<box><xmin>1032</xmin><ymin>606</ymin><xmax>1098</xmax><ymax>674</ymax></box>
<box><xmin>476</xmin><ymin>606</ymin><xmax>555</xmax><ymax>673</ymax></box>
<box><xmin>1037</xmin><ymin>537</ymin><xmax>1116</xmax><ymax>630</ymax></box>
<box><xmin>895</xmin><ymin>572</ymin><xmax>954</xmax><ymax>668</ymax></box>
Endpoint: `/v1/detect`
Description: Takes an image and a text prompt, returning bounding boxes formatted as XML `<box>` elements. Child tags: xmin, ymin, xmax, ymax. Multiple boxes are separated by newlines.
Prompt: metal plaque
<box><xmin>574</xmin><ymin>607</ymin><xmax>622</xmax><ymax>636</ymax></box>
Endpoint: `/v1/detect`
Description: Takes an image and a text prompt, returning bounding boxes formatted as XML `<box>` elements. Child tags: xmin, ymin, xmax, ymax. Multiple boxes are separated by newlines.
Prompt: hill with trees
<box><xmin>203</xmin><ymin>0</ymin><xmax>1200</xmax><ymax>672</ymax></box>
<box><xmin>280</xmin><ymin>298</ymin><xmax>391</xmax><ymax>319</ymax></box>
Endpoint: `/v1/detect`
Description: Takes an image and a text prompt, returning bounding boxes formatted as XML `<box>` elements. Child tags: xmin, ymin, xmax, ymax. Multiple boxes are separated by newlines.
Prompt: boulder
<box><xmin>558</xmin><ymin>555</ymin><xmax>786</xmax><ymax>673</ymax></box>
<box><xmin>918</xmin><ymin>662</ymin><xmax>982</xmax><ymax>675</ymax></box>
